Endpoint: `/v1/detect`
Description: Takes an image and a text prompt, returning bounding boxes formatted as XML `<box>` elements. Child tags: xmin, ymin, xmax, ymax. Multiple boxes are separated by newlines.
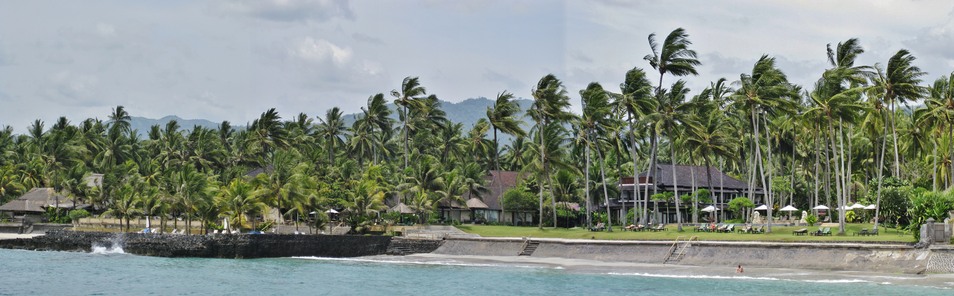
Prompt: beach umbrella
<box><xmin>780</xmin><ymin>205</ymin><xmax>798</xmax><ymax>212</ymax></box>
<box><xmin>223</xmin><ymin>217</ymin><xmax>230</xmax><ymax>232</ymax></box>
<box><xmin>864</xmin><ymin>204</ymin><xmax>877</xmax><ymax>210</ymax></box>
<box><xmin>753</xmin><ymin>204</ymin><xmax>768</xmax><ymax>211</ymax></box>
<box><xmin>812</xmin><ymin>205</ymin><xmax>829</xmax><ymax>210</ymax></box>
<box><xmin>849</xmin><ymin>202</ymin><xmax>865</xmax><ymax>209</ymax></box>
<box><xmin>701</xmin><ymin>205</ymin><xmax>719</xmax><ymax>212</ymax></box>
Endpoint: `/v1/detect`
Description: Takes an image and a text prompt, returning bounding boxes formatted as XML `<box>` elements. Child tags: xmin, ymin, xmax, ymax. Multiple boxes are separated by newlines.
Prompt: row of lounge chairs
<box><xmin>736</xmin><ymin>225</ymin><xmax>764</xmax><ymax>234</ymax></box>
<box><xmin>854</xmin><ymin>228</ymin><xmax>879</xmax><ymax>236</ymax></box>
<box><xmin>695</xmin><ymin>223</ymin><xmax>736</xmax><ymax>233</ymax></box>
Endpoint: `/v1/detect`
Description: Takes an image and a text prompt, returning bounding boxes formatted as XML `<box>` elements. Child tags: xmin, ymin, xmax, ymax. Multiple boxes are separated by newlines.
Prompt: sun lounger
<box><xmin>737</xmin><ymin>225</ymin><xmax>751</xmax><ymax>233</ymax></box>
<box><xmin>751</xmin><ymin>225</ymin><xmax>764</xmax><ymax>234</ymax></box>
<box><xmin>724</xmin><ymin>224</ymin><xmax>735</xmax><ymax>233</ymax></box>
<box><xmin>650</xmin><ymin>224</ymin><xmax>666</xmax><ymax>232</ymax></box>
<box><xmin>589</xmin><ymin>223</ymin><xmax>605</xmax><ymax>231</ymax></box>
<box><xmin>854</xmin><ymin>228</ymin><xmax>870</xmax><ymax>236</ymax></box>
<box><xmin>793</xmin><ymin>228</ymin><xmax>808</xmax><ymax>235</ymax></box>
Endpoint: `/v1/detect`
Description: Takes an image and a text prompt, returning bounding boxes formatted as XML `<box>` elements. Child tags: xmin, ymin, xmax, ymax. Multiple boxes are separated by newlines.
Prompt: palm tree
<box><xmin>487</xmin><ymin>91</ymin><xmax>526</xmax><ymax>171</ymax></box>
<box><xmin>684</xmin><ymin>108</ymin><xmax>738</xmax><ymax>222</ymax></box>
<box><xmin>644</xmin><ymin>28</ymin><xmax>701</xmax><ymax>231</ymax></box>
<box><xmin>248</xmin><ymin>108</ymin><xmax>290</xmax><ymax>165</ymax></box>
<box><xmin>807</xmin><ymin>79</ymin><xmax>866</xmax><ymax>235</ymax></box>
<box><xmin>869</xmin><ymin>49</ymin><xmax>927</xmax><ymax>178</ymax></box>
<box><xmin>655</xmin><ymin>80</ymin><xmax>695</xmax><ymax>231</ymax></box>
<box><xmin>362</xmin><ymin>93</ymin><xmax>392</xmax><ymax>164</ymax></box>
<box><xmin>391</xmin><ymin>77</ymin><xmax>427</xmax><ymax>169</ymax></box>
<box><xmin>317</xmin><ymin>107</ymin><xmax>347</xmax><ymax>165</ymax></box>
<box><xmin>729</xmin><ymin>55</ymin><xmax>796</xmax><ymax>233</ymax></box>
<box><xmin>528</xmin><ymin>74</ymin><xmax>574</xmax><ymax>228</ymax></box>
<box><xmin>216</xmin><ymin>179</ymin><xmax>266</xmax><ymax>232</ymax></box>
<box><xmin>344</xmin><ymin>178</ymin><xmax>387</xmax><ymax>233</ymax></box>
<box><xmin>617</xmin><ymin>67</ymin><xmax>655</xmax><ymax>225</ymax></box>
<box><xmin>580</xmin><ymin>82</ymin><xmax>616</xmax><ymax>230</ymax></box>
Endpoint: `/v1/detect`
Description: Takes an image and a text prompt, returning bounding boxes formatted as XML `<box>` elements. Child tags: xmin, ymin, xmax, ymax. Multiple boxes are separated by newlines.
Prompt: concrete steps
<box><xmin>518</xmin><ymin>241</ymin><xmax>540</xmax><ymax>256</ymax></box>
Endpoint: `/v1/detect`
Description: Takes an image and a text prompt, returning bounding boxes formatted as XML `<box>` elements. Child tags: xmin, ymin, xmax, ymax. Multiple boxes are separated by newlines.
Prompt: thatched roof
<box><xmin>0</xmin><ymin>188</ymin><xmax>74</xmax><ymax>213</ymax></box>
<box><xmin>465</xmin><ymin>198</ymin><xmax>489</xmax><ymax>209</ymax></box>
<box><xmin>389</xmin><ymin>202</ymin><xmax>415</xmax><ymax>214</ymax></box>
<box><xmin>621</xmin><ymin>164</ymin><xmax>759</xmax><ymax>192</ymax></box>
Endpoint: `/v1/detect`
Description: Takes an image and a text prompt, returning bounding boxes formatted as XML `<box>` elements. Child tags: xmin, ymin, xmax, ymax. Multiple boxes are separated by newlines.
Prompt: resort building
<box><xmin>439</xmin><ymin>170</ymin><xmax>533</xmax><ymax>225</ymax></box>
<box><xmin>615</xmin><ymin>164</ymin><xmax>762</xmax><ymax>224</ymax></box>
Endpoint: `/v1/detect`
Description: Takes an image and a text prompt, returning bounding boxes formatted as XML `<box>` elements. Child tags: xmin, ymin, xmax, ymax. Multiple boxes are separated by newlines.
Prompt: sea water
<box><xmin>0</xmin><ymin>248</ymin><xmax>951</xmax><ymax>296</ymax></box>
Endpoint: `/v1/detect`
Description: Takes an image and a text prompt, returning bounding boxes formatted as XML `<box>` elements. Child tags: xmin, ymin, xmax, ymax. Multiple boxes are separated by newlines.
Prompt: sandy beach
<box><xmin>363</xmin><ymin>253</ymin><xmax>954</xmax><ymax>290</ymax></box>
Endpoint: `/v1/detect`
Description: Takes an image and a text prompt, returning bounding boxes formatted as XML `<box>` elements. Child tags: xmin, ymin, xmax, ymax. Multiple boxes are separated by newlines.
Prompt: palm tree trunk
<box><xmin>403</xmin><ymin>104</ymin><xmax>410</xmax><ymax>169</ymax></box>
<box><xmin>891</xmin><ymin>101</ymin><xmax>900</xmax><ymax>177</ymax></box>
<box><xmin>596</xmin><ymin>142</ymin><xmax>613</xmax><ymax>231</ymax></box>
<box><xmin>669</xmin><ymin>130</ymin><xmax>683</xmax><ymax>232</ymax></box>
<box><xmin>630</xmin><ymin>117</ymin><xmax>639</xmax><ymax>225</ymax></box>
<box><xmin>642</xmin><ymin>132</ymin><xmax>657</xmax><ymax>225</ymax></box>
<box><xmin>704</xmin><ymin>156</ymin><xmax>715</xmax><ymax>222</ymax></box>
<box><xmin>874</xmin><ymin>115</ymin><xmax>888</xmax><ymax>231</ymax></box>
<box><xmin>585</xmin><ymin>138</ymin><xmax>592</xmax><ymax>228</ymax></box>
<box><xmin>829</xmin><ymin>118</ymin><xmax>846</xmax><ymax>235</ymax></box>
<box><xmin>538</xmin><ymin>123</ymin><xmax>545</xmax><ymax>229</ymax></box>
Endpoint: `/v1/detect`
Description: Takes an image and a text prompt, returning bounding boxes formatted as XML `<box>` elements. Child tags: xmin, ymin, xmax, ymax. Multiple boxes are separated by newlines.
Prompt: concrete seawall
<box><xmin>434</xmin><ymin>237</ymin><xmax>945</xmax><ymax>274</ymax></box>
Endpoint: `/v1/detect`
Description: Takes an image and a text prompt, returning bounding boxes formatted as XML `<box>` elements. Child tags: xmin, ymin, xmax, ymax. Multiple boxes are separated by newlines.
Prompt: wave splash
<box><xmin>91</xmin><ymin>236</ymin><xmax>126</xmax><ymax>255</ymax></box>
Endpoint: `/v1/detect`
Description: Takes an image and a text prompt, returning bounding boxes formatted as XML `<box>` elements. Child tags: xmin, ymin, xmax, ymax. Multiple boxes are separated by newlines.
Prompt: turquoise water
<box><xmin>0</xmin><ymin>248</ymin><xmax>950</xmax><ymax>296</ymax></box>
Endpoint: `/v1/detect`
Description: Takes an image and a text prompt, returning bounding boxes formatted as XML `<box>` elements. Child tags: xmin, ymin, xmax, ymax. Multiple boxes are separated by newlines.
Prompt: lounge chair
<box><xmin>793</xmin><ymin>228</ymin><xmax>808</xmax><ymax>236</ymax></box>
<box><xmin>724</xmin><ymin>224</ymin><xmax>735</xmax><ymax>233</ymax></box>
<box><xmin>811</xmin><ymin>227</ymin><xmax>823</xmax><ymax>236</ymax></box>
<box><xmin>854</xmin><ymin>228</ymin><xmax>870</xmax><ymax>236</ymax></box>
<box><xmin>589</xmin><ymin>223</ymin><xmax>605</xmax><ymax>232</ymax></box>
<box><xmin>737</xmin><ymin>225</ymin><xmax>751</xmax><ymax>234</ymax></box>
<box><xmin>869</xmin><ymin>228</ymin><xmax>879</xmax><ymax>236</ymax></box>
<box><xmin>650</xmin><ymin>224</ymin><xmax>666</xmax><ymax>232</ymax></box>
<box><xmin>751</xmin><ymin>225</ymin><xmax>764</xmax><ymax>234</ymax></box>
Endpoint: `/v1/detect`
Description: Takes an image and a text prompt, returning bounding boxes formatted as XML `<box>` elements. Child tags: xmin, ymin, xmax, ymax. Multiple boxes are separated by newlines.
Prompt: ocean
<box><xmin>0</xmin><ymin>247</ymin><xmax>951</xmax><ymax>295</ymax></box>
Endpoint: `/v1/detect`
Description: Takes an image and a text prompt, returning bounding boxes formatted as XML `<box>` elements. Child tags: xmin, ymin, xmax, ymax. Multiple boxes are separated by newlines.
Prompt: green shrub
<box><xmin>806</xmin><ymin>214</ymin><xmax>818</xmax><ymax>226</ymax></box>
<box><xmin>67</xmin><ymin>209</ymin><xmax>91</xmax><ymax>222</ymax></box>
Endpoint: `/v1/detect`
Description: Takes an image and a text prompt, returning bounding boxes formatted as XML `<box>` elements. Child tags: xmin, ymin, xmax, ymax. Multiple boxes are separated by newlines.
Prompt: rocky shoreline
<box><xmin>0</xmin><ymin>230</ymin><xmax>443</xmax><ymax>258</ymax></box>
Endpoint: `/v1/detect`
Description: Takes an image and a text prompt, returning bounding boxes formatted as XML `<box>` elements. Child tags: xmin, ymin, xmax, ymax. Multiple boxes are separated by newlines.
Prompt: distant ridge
<box><xmin>129</xmin><ymin>116</ymin><xmax>222</xmax><ymax>137</ymax></box>
<box><xmin>127</xmin><ymin>98</ymin><xmax>534</xmax><ymax>143</ymax></box>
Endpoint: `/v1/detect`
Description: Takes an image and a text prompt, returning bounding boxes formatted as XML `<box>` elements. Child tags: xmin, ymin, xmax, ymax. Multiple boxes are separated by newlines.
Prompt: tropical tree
<box><xmin>391</xmin><ymin>77</ymin><xmax>427</xmax><ymax>169</ymax></box>
<box><xmin>487</xmin><ymin>91</ymin><xmax>526</xmax><ymax>171</ymax></box>
<box><xmin>528</xmin><ymin>74</ymin><xmax>574</xmax><ymax>228</ymax></box>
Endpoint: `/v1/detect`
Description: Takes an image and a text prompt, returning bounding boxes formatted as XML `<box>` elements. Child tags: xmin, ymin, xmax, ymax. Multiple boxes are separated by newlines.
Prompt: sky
<box><xmin>2</xmin><ymin>0</ymin><xmax>954</xmax><ymax>133</ymax></box>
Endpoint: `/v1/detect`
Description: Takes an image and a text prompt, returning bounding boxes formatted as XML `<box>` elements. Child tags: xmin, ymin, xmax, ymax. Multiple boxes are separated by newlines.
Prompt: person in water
<box><xmin>736</xmin><ymin>265</ymin><xmax>744</xmax><ymax>273</ymax></box>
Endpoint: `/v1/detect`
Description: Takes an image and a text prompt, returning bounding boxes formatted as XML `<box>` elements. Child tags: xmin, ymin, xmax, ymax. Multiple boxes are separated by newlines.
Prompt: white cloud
<box><xmin>40</xmin><ymin>71</ymin><xmax>100</xmax><ymax>106</ymax></box>
<box><xmin>216</xmin><ymin>0</ymin><xmax>354</xmax><ymax>23</ymax></box>
<box><xmin>290</xmin><ymin>37</ymin><xmax>352</xmax><ymax>66</ymax></box>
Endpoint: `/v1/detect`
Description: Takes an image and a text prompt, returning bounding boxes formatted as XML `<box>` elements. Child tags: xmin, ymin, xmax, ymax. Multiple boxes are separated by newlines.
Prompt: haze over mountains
<box><xmin>128</xmin><ymin>98</ymin><xmax>534</xmax><ymax>143</ymax></box>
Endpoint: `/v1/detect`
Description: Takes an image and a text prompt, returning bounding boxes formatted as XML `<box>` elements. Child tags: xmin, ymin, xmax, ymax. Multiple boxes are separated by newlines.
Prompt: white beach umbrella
<box><xmin>780</xmin><ymin>205</ymin><xmax>798</xmax><ymax>212</ymax></box>
<box><xmin>753</xmin><ymin>204</ymin><xmax>768</xmax><ymax>211</ymax></box>
<box><xmin>849</xmin><ymin>202</ymin><xmax>865</xmax><ymax>209</ymax></box>
<box><xmin>325</xmin><ymin>209</ymin><xmax>339</xmax><ymax>214</ymax></box>
<box><xmin>701</xmin><ymin>205</ymin><xmax>719</xmax><ymax>212</ymax></box>
<box><xmin>864</xmin><ymin>204</ymin><xmax>877</xmax><ymax>210</ymax></box>
<box><xmin>812</xmin><ymin>205</ymin><xmax>829</xmax><ymax>210</ymax></box>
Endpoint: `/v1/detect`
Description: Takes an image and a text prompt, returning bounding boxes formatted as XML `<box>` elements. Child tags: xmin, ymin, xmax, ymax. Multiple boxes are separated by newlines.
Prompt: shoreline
<box><xmin>348</xmin><ymin>253</ymin><xmax>954</xmax><ymax>290</ymax></box>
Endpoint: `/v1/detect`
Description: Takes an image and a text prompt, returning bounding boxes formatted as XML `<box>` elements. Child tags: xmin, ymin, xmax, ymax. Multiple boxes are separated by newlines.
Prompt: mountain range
<box><xmin>128</xmin><ymin>98</ymin><xmax>535</xmax><ymax>142</ymax></box>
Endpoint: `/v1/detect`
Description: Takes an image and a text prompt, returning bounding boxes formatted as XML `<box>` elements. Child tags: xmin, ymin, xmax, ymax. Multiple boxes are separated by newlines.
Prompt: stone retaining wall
<box><xmin>386</xmin><ymin>237</ymin><xmax>444</xmax><ymax>255</ymax></box>
<box><xmin>434</xmin><ymin>238</ymin><xmax>937</xmax><ymax>274</ymax></box>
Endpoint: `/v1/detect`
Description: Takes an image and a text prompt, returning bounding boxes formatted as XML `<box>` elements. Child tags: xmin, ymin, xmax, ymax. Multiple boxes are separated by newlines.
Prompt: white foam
<box><xmin>91</xmin><ymin>244</ymin><xmax>125</xmax><ymax>255</ymax></box>
<box><xmin>608</xmin><ymin>272</ymin><xmax>874</xmax><ymax>285</ymax></box>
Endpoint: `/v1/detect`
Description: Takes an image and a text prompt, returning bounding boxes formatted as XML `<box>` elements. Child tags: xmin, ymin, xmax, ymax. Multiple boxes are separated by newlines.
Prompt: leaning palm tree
<box><xmin>362</xmin><ymin>93</ymin><xmax>392</xmax><ymax>164</ymax></box>
<box><xmin>616</xmin><ymin>67</ymin><xmax>656</xmax><ymax>225</ymax></box>
<box><xmin>391</xmin><ymin>77</ymin><xmax>427</xmax><ymax>169</ymax></box>
<box><xmin>581</xmin><ymin>82</ymin><xmax>617</xmax><ymax>231</ymax></box>
<box><xmin>869</xmin><ymin>49</ymin><xmax>927</xmax><ymax>178</ymax></box>
<box><xmin>487</xmin><ymin>91</ymin><xmax>527</xmax><ymax>171</ymax></box>
<box><xmin>528</xmin><ymin>74</ymin><xmax>574</xmax><ymax>228</ymax></box>
<box><xmin>655</xmin><ymin>80</ymin><xmax>695</xmax><ymax>231</ymax></box>
<box><xmin>643</xmin><ymin>28</ymin><xmax>701</xmax><ymax>230</ymax></box>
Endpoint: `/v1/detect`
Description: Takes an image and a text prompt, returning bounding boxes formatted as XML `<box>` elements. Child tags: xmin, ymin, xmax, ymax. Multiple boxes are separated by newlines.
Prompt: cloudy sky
<box><xmin>2</xmin><ymin>0</ymin><xmax>954</xmax><ymax>132</ymax></box>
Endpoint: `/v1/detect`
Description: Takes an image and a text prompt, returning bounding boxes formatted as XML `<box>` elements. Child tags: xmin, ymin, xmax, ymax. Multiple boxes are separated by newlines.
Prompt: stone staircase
<box><xmin>518</xmin><ymin>240</ymin><xmax>540</xmax><ymax>256</ymax></box>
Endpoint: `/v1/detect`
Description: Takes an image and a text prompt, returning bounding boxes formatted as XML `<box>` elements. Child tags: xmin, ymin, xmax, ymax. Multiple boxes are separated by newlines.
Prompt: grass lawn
<box><xmin>455</xmin><ymin>224</ymin><xmax>916</xmax><ymax>243</ymax></box>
